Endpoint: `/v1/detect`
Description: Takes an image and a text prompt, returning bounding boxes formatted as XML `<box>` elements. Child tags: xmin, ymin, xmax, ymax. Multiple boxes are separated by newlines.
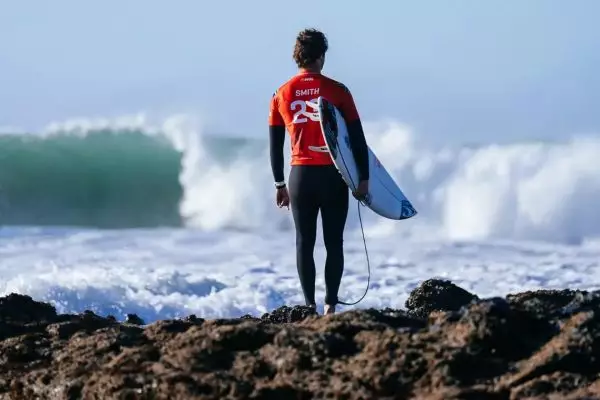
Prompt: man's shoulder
<box><xmin>271</xmin><ymin>75</ymin><xmax>299</xmax><ymax>98</ymax></box>
<box><xmin>321</xmin><ymin>75</ymin><xmax>351</xmax><ymax>93</ymax></box>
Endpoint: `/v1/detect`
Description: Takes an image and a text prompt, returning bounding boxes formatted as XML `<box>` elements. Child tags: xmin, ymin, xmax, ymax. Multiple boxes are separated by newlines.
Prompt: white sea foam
<box><xmin>1</xmin><ymin>226</ymin><xmax>599</xmax><ymax>322</ymax></box>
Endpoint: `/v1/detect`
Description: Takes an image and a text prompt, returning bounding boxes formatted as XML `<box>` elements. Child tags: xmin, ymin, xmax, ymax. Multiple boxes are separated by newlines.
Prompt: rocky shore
<box><xmin>1</xmin><ymin>278</ymin><xmax>600</xmax><ymax>399</ymax></box>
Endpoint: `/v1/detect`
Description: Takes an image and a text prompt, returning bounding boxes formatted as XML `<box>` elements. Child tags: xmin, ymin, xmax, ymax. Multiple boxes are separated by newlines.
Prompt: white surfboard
<box><xmin>314</xmin><ymin>96</ymin><xmax>417</xmax><ymax>220</ymax></box>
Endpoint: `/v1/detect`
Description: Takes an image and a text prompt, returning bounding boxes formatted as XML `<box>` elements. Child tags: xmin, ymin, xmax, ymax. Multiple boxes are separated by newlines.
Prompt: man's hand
<box><xmin>353</xmin><ymin>180</ymin><xmax>369</xmax><ymax>200</ymax></box>
<box><xmin>276</xmin><ymin>186</ymin><xmax>290</xmax><ymax>209</ymax></box>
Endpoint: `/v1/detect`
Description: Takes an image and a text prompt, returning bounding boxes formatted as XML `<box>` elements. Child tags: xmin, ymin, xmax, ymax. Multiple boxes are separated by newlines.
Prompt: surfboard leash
<box><xmin>337</xmin><ymin>198</ymin><xmax>371</xmax><ymax>306</ymax></box>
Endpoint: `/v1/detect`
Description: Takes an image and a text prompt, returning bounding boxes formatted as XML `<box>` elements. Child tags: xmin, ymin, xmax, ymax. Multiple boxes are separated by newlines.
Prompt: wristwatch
<box><xmin>274</xmin><ymin>181</ymin><xmax>286</xmax><ymax>189</ymax></box>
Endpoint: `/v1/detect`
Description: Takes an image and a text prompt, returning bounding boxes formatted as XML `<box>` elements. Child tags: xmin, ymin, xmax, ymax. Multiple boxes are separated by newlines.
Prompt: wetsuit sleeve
<box><xmin>347</xmin><ymin>119</ymin><xmax>369</xmax><ymax>181</ymax></box>
<box><xmin>338</xmin><ymin>86</ymin><xmax>369</xmax><ymax>181</ymax></box>
<box><xmin>268</xmin><ymin>93</ymin><xmax>286</xmax><ymax>183</ymax></box>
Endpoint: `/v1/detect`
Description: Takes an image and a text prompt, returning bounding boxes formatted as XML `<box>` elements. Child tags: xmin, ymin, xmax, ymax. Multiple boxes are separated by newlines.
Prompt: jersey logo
<box><xmin>308</xmin><ymin>145</ymin><xmax>329</xmax><ymax>153</ymax></box>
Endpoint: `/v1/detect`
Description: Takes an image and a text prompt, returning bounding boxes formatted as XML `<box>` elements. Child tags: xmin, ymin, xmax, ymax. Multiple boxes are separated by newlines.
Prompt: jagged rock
<box><xmin>0</xmin><ymin>279</ymin><xmax>599</xmax><ymax>399</ymax></box>
<box><xmin>508</xmin><ymin>288</ymin><xmax>600</xmax><ymax>319</ymax></box>
<box><xmin>260</xmin><ymin>305</ymin><xmax>318</xmax><ymax>323</ymax></box>
<box><xmin>125</xmin><ymin>313</ymin><xmax>145</xmax><ymax>326</ymax></box>
<box><xmin>405</xmin><ymin>278</ymin><xmax>479</xmax><ymax>318</ymax></box>
<box><xmin>0</xmin><ymin>293</ymin><xmax>56</xmax><ymax>324</ymax></box>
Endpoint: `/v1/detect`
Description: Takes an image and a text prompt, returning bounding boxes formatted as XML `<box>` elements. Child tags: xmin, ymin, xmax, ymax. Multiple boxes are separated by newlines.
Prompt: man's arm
<box><xmin>268</xmin><ymin>93</ymin><xmax>286</xmax><ymax>186</ymax></box>
<box><xmin>269</xmin><ymin>125</ymin><xmax>286</xmax><ymax>184</ymax></box>
<box><xmin>346</xmin><ymin>119</ymin><xmax>369</xmax><ymax>181</ymax></box>
<box><xmin>338</xmin><ymin>86</ymin><xmax>369</xmax><ymax>182</ymax></box>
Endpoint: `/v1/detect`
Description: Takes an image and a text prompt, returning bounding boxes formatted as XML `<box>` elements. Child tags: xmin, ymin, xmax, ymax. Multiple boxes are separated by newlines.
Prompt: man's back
<box><xmin>269</xmin><ymin>72</ymin><xmax>360</xmax><ymax>166</ymax></box>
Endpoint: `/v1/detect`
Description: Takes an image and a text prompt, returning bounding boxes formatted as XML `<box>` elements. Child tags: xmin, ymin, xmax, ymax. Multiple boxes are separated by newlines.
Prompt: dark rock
<box><xmin>125</xmin><ymin>313</ymin><xmax>145</xmax><ymax>325</ymax></box>
<box><xmin>405</xmin><ymin>278</ymin><xmax>479</xmax><ymax>318</ymax></box>
<box><xmin>507</xmin><ymin>288</ymin><xmax>596</xmax><ymax>319</ymax></box>
<box><xmin>0</xmin><ymin>278</ymin><xmax>599</xmax><ymax>399</ymax></box>
<box><xmin>0</xmin><ymin>293</ymin><xmax>56</xmax><ymax>323</ymax></box>
<box><xmin>260</xmin><ymin>305</ymin><xmax>318</xmax><ymax>323</ymax></box>
<box><xmin>183</xmin><ymin>314</ymin><xmax>204</xmax><ymax>324</ymax></box>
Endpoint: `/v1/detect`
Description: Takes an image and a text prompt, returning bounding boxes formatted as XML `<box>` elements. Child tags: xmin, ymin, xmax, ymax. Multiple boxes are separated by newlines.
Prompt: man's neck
<box><xmin>298</xmin><ymin>66</ymin><xmax>321</xmax><ymax>74</ymax></box>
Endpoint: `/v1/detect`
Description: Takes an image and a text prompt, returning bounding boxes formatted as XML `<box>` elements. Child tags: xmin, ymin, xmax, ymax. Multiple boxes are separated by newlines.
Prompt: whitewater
<box><xmin>2</xmin><ymin>113</ymin><xmax>600</xmax><ymax>323</ymax></box>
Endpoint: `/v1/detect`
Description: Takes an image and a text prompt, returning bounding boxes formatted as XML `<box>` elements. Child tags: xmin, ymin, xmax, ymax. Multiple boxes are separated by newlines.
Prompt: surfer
<box><xmin>268</xmin><ymin>28</ymin><xmax>370</xmax><ymax>315</ymax></box>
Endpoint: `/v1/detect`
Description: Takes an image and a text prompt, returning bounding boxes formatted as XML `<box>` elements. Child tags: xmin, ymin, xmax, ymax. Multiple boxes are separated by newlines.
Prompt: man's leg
<box><xmin>288</xmin><ymin>165</ymin><xmax>320</xmax><ymax>306</ymax></box>
<box><xmin>320</xmin><ymin>166</ymin><xmax>349</xmax><ymax>309</ymax></box>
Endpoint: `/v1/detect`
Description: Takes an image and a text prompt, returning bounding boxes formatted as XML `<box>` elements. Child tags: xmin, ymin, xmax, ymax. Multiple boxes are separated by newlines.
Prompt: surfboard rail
<box><xmin>316</xmin><ymin>96</ymin><xmax>417</xmax><ymax>221</ymax></box>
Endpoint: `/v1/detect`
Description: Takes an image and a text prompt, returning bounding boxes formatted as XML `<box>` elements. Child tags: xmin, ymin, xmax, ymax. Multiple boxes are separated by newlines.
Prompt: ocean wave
<box><xmin>1</xmin><ymin>113</ymin><xmax>599</xmax><ymax>244</ymax></box>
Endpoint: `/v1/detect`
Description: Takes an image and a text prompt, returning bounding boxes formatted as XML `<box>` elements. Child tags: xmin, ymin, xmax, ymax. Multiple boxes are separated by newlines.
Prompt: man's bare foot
<box><xmin>324</xmin><ymin>304</ymin><xmax>336</xmax><ymax>315</ymax></box>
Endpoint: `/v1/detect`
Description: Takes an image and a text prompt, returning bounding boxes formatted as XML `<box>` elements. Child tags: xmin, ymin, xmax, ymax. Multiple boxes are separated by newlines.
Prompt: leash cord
<box><xmin>337</xmin><ymin>198</ymin><xmax>371</xmax><ymax>306</ymax></box>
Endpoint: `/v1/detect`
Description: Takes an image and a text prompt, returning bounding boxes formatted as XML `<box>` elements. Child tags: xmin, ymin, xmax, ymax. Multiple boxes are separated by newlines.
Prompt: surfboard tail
<box><xmin>399</xmin><ymin>200</ymin><xmax>418</xmax><ymax>220</ymax></box>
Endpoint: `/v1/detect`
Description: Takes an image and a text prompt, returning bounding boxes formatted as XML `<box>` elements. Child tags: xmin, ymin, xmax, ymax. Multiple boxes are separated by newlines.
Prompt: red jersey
<box><xmin>268</xmin><ymin>72</ymin><xmax>360</xmax><ymax>166</ymax></box>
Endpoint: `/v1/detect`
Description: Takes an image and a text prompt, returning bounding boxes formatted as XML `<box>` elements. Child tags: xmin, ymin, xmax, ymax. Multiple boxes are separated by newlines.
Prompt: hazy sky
<box><xmin>1</xmin><ymin>0</ymin><xmax>599</xmax><ymax>144</ymax></box>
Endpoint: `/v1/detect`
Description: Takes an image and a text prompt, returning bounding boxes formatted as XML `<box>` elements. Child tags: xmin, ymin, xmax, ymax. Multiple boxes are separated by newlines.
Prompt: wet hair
<box><xmin>293</xmin><ymin>28</ymin><xmax>328</xmax><ymax>68</ymax></box>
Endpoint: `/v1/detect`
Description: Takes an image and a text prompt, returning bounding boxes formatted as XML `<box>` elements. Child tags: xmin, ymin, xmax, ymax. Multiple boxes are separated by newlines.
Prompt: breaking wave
<box><xmin>1</xmin><ymin>113</ymin><xmax>599</xmax><ymax>244</ymax></box>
